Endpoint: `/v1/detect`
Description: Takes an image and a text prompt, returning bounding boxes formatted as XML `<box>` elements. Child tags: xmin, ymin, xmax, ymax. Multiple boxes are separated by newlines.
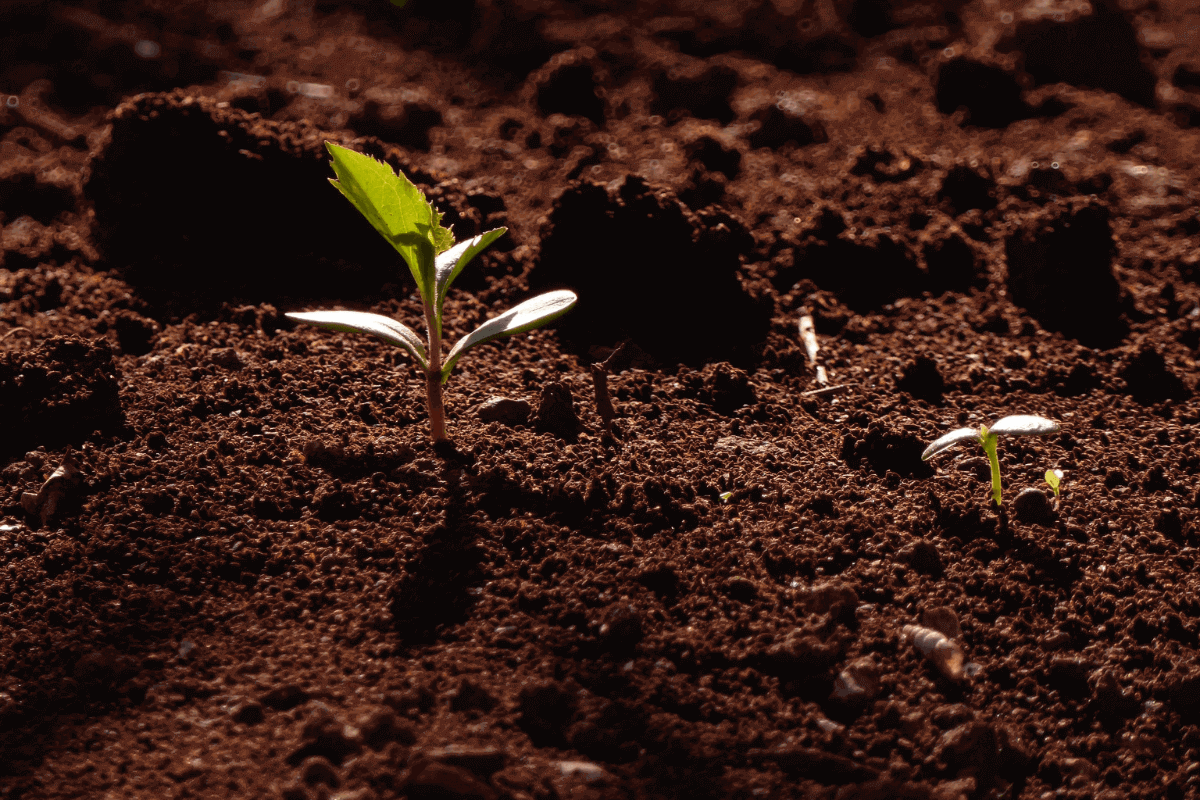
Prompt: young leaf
<box><xmin>1045</xmin><ymin>468</ymin><xmax>1063</xmax><ymax>496</ymax></box>
<box><xmin>921</xmin><ymin>427</ymin><xmax>981</xmax><ymax>460</ymax></box>
<box><xmin>285</xmin><ymin>310</ymin><xmax>428</xmax><ymax>370</ymax></box>
<box><xmin>989</xmin><ymin>415</ymin><xmax>1060</xmax><ymax>437</ymax></box>
<box><xmin>440</xmin><ymin>290</ymin><xmax>577</xmax><ymax>382</ymax></box>
<box><xmin>324</xmin><ymin>142</ymin><xmax>453</xmax><ymax>301</ymax></box>
<box><xmin>434</xmin><ymin>227</ymin><xmax>508</xmax><ymax>324</ymax></box>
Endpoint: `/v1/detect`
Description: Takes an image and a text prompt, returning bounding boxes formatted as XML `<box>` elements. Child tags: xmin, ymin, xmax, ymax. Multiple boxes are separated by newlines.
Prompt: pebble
<box><xmin>554</xmin><ymin>760</ymin><xmax>608</xmax><ymax>782</ymax></box>
<box><xmin>831</xmin><ymin>656</ymin><xmax>881</xmax><ymax>705</ymax></box>
<box><xmin>1012</xmin><ymin>487</ymin><xmax>1055</xmax><ymax>524</ymax></box>
<box><xmin>423</xmin><ymin>744</ymin><xmax>506</xmax><ymax>776</ymax></box>
<box><xmin>230</xmin><ymin>699</ymin><xmax>265</xmax><ymax>725</ymax></box>
<box><xmin>209</xmin><ymin>347</ymin><xmax>244</xmax><ymax>370</ymax></box>
<box><xmin>404</xmin><ymin>760</ymin><xmax>496</xmax><ymax>800</ymax></box>
<box><xmin>299</xmin><ymin>755</ymin><xmax>340</xmax><ymax>788</ymax></box>
<box><xmin>476</xmin><ymin>396</ymin><xmax>531</xmax><ymax>425</ymax></box>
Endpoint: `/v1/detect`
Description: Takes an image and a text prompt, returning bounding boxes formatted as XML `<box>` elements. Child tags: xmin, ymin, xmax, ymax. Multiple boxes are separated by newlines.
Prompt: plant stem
<box><xmin>980</xmin><ymin>430</ymin><xmax>1002</xmax><ymax>505</ymax></box>
<box><xmin>424</xmin><ymin>301</ymin><xmax>446</xmax><ymax>442</ymax></box>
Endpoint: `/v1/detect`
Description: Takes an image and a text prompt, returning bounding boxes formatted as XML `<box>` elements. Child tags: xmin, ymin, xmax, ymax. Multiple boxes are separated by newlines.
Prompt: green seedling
<box><xmin>921</xmin><ymin>415</ymin><xmax>1061</xmax><ymax>506</ymax></box>
<box><xmin>287</xmin><ymin>142</ymin><xmax>577</xmax><ymax>442</ymax></box>
<box><xmin>1044</xmin><ymin>468</ymin><xmax>1063</xmax><ymax>499</ymax></box>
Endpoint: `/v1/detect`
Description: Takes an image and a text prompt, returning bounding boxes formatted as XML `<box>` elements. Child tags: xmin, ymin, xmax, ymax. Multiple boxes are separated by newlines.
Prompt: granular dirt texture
<box><xmin>5</xmin><ymin>1</ymin><xmax>1200</xmax><ymax>799</ymax></box>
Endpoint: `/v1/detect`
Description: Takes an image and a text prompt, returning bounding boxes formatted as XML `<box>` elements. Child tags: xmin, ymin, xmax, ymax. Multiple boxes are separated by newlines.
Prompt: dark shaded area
<box><xmin>935</xmin><ymin>58</ymin><xmax>1029</xmax><ymax>129</ymax></box>
<box><xmin>0</xmin><ymin>336</ymin><xmax>124</xmax><ymax>458</ymax></box>
<box><xmin>535</xmin><ymin>59</ymin><xmax>607</xmax><ymax>127</ymax></box>
<box><xmin>1117</xmin><ymin>345</ymin><xmax>1191</xmax><ymax>405</ymax></box>
<box><xmin>897</xmin><ymin>355</ymin><xmax>945</xmax><ymax>403</ymax></box>
<box><xmin>938</xmin><ymin>165</ymin><xmax>997</xmax><ymax>215</ymax></box>
<box><xmin>351</xmin><ymin>100</ymin><xmax>444</xmax><ymax>152</ymax></box>
<box><xmin>531</xmin><ymin>176</ymin><xmax>770</xmax><ymax>368</ymax></box>
<box><xmin>85</xmin><ymin>93</ymin><xmax>452</xmax><ymax>319</ymax></box>
<box><xmin>1000</xmin><ymin>6</ymin><xmax>1156</xmax><ymax>107</ymax></box>
<box><xmin>651</xmin><ymin>64</ymin><xmax>738</xmax><ymax>125</ymax></box>
<box><xmin>1004</xmin><ymin>201</ymin><xmax>1125</xmax><ymax>347</ymax></box>
<box><xmin>792</xmin><ymin>233</ymin><xmax>923</xmax><ymax>313</ymax></box>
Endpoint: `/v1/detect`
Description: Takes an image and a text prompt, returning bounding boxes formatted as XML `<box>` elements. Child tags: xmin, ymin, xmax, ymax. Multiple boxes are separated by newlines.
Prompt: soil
<box><xmin>3</xmin><ymin>1</ymin><xmax>1200</xmax><ymax>798</ymax></box>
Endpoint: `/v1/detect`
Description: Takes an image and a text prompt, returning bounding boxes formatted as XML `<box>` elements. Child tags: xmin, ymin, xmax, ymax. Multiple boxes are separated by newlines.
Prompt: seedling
<box><xmin>1044</xmin><ymin>468</ymin><xmax>1063</xmax><ymax>497</ymax></box>
<box><xmin>921</xmin><ymin>415</ymin><xmax>1061</xmax><ymax>506</ymax></box>
<box><xmin>287</xmin><ymin>142</ymin><xmax>577</xmax><ymax>442</ymax></box>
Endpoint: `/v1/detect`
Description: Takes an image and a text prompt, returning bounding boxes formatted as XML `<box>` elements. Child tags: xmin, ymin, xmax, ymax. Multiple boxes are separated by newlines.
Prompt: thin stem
<box><xmin>424</xmin><ymin>301</ymin><xmax>446</xmax><ymax>442</ymax></box>
<box><xmin>980</xmin><ymin>430</ymin><xmax>1002</xmax><ymax>505</ymax></box>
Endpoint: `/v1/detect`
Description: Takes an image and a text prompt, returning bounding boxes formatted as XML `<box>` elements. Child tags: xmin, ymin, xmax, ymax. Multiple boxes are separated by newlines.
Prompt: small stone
<box><xmin>447</xmin><ymin>678</ymin><xmax>497</xmax><ymax>713</ymax></box>
<box><xmin>299</xmin><ymin>756</ymin><xmax>340</xmax><ymax>788</ymax></box>
<box><xmin>722</xmin><ymin>575</ymin><xmax>759</xmax><ymax>602</ymax></box>
<box><xmin>1012</xmin><ymin>487</ymin><xmax>1055</xmax><ymax>525</ymax></box>
<box><xmin>802</xmin><ymin>582</ymin><xmax>859</xmax><ymax>616</ymax></box>
<box><xmin>260</xmin><ymin>683</ymin><xmax>310</xmax><ymax>711</ymax></box>
<box><xmin>900</xmin><ymin>538</ymin><xmax>944</xmax><ymax>576</ymax></box>
<box><xmin>831</xmin><ymin>657</ymin><xmax>881</xmax><ymax>705</ymax></box>
<box><xmin>476</xmin><ymin>396</ymin><xmax>531</xmax><ymax>425</ymax></box>
<box><xmin>356</xmin><ymin>706</ymin><xmax>416</xmax><ymax>749</ymax></box>
<box><xmin>424</xmin><ymin>744</ymin><xmax>506</xmax><ymax>776</ymax></box>
<box><xmin>231</xmin><ymin>699</ymin><xmax>265</xmax><ymax>725</ymax></box>
<box><xmin>294</xmin><ymin>703</ymin><xmax>362</xmax><ymax>764</ymax></box>
<box><xmin>598</xmin><ymin>603</ymin><xmax>645</xmax><ymax>653</ymax></box>
<box><xmin>404</xmin><ymin>760</ymin><xmax>496</xmax><ymax>800</ymax></box>
<box><xmin>920</xmin><ymin>606</ymin><xmax>961</xmax><ymax>640</ymax></box>
<box><xmin>554</xmin><ymin>760</ymin><xmax>608</xmax><ymax>782</ymax></box>
<box><xmin>210</xmin><ymin>347</ymin><xmax>244</xmax><ymax>370</ymax></box>
<box><xmin>532</xmin><ymin>381</ymin><xmax>580</xmax><ymax>440</ymax></box>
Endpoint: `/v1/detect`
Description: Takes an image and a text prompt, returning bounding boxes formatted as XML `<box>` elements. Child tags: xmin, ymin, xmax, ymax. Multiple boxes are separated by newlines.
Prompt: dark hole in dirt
<box><xmin>1001</xmin><ymin>7</ymin><xmax>1156</xmax><ymax>107</ymax></box>
<box><xmin>651</xmin><ymin>64</ymin><xmax>738</xmax><ymax>125</ymax></box>
<box><xmin>536</xmin><ymin>63</ymin><xmax>606</xmax><ymax>128</ymax></box>
<box><xmin>935</xmin><ymin>59</ymin><xmax>1029</xmax><ymax>129</ymax></box>
<box><xmin>1004</xmin><ymin>201</ymin><xmax>1125</xmax><ymax>347</ymax></box>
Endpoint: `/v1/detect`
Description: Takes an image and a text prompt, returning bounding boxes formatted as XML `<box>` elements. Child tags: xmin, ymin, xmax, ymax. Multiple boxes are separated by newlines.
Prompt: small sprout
<box><xmin>1045</xmin><ymin>468</ymin><xmax>1063</xmax><ymax>498</ymax></box>
<box><xmin>287</xmin><ymin>142</ymin><xmax>577</xmax><ymax>442</ymax></box>
<box><xmin>719</xmin><ymin>491</ymin><xmax>733</xmax><ymax>503</ymax></box>
<box><xmin>922</xmin><ymin>414</ymin><xmax>1060</xmax><ymax>506</ymax></box>
<box><xmin>901</xmin><ymin>623</ymin><xmax>965</xmax><ymax>682</ymax></box>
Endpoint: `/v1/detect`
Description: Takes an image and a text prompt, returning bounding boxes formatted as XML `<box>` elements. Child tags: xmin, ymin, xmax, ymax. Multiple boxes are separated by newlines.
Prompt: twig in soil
<box><xmin>800</xmin><ymin>383</ymin><xmax>850</xmax><ymax>398</ymax></box>
<box><xmin>798</xmin><ymin>313</ymin><xmax>828</xmax><ymax>386</ymax></box>
<box><xmin>590</xmin><ymin>341</ymin><xmax>630</xmax><ymax>436</ymax></box>
<box><xmin>1</xmin><ymin>326</ymin><xmax>32</xmax><ymax>341</ymax></box>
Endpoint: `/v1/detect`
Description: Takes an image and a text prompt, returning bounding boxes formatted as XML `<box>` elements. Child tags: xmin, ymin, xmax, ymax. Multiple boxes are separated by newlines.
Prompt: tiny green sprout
<box><xmin>288</xmin><ymin>142</ymin><xmax>577</xmax><ymax>442</ymax></box>
<box><xmin>719</xmin><ymin>491</ymin><xmax>734</xmax><ymax>503</ymax></box>
<box><xmin>1045</xmin><ymin>468</ymin><xmax>1063</xmax><ymax>498</ymax></box>
<box><xmin>921</xmin><ymin>415</ymin><xmax>1061</xmax><ymax>506</ymax></box>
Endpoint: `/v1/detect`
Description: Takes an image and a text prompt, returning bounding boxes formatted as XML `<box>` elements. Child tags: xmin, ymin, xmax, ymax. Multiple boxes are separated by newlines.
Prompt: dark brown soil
<box><xmin>4</xmin><ymin>1</ymin><xmax>1200</xmax><ymax>798</ymax></box>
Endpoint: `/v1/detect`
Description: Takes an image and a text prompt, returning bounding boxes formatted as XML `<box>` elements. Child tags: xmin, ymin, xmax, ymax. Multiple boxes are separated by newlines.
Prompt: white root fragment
<box><xmin>902</xmin><ymin>623</ymin><xmax>966</xmax><ymax>681</ymax></box>
<box><xmin>20</xmin><ymin>452</ymin><xmax>82</xmax><ymax>526</ymax></box>
<box><xmin>798</xmin><ymin>314</ymin><xmax>828</xmax><ymax>386</ymax></box>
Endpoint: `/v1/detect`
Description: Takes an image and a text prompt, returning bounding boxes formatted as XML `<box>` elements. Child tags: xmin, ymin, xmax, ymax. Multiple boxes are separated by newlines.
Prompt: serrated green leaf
<box><xmin>324</xmin><ymin>142</ymin><xmax>452</xmax><ymax>302</ymax></box>
<box><xmin>441</xmin><ymin>290</ymin><xmax>577</xmax><ymax>382</ymax></box>
<box><xmin>921</xmin><ymin>427</ymin><xmax>981</xmax><ymax>460</ymax></box>
<box><xmin>286</xmin><ymin>310</ymin><xmax>428</xmax><ymax>370</ymax></box>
